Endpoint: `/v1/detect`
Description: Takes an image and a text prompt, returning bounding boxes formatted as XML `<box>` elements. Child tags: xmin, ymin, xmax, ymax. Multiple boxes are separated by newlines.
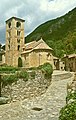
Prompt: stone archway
<box><xmin>18</xmin><ymin>57</ymin><xmax>22</xmax><ymax>67</ymax></box>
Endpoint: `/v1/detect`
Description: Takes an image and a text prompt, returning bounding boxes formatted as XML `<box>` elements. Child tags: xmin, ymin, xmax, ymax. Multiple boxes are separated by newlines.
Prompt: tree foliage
<box><xmin>26</xmin><ymin>8</ymin><xmax>76</xmax><ymax>57</ymax></box>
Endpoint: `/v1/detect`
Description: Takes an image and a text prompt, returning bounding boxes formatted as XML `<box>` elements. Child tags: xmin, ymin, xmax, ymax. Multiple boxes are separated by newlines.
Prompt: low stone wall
<box><xmin>52</xmin><ymin>71</ymin><xmax>72</xmax><ymax>81</ymax></box>
<box><xmin>67</xmin><ymin>73</ymin><xmax>76</xmax><ymax>93</ymax></box>
<box><xmin>2</xmin><ymin>70</ymin><xmax>51</xmax><ymax>102</ymax></box>
<box><xmin>66</xmin><ymin>72</ymin><xmax>76</xmax><ymax>104</ymax></box>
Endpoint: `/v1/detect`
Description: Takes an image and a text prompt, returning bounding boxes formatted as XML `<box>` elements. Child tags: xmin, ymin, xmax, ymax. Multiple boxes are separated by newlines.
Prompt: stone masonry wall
<box><xmin>67</xmin><ymin>72</ymin><xmax>76</xmax><ymax>93</ymax></box>
<box><xmin>2</xmin><ymin>70</ymin><xmax>51</xmax><ymax>102</ymax></box>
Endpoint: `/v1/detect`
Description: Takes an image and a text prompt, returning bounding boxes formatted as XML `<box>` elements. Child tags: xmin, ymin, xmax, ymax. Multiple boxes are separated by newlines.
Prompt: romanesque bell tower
<box><xmin>5</xmin><ymin>17</ymin><xmax>25</xmax><ymax>67</ymax></box>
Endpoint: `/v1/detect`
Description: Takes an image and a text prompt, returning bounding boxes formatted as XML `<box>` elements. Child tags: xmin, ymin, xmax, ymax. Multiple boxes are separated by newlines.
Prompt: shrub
<box><xmin>59</xmin><ymin>101</ymin><xmax>76</xmax><ymax>120</ymax></box>
<box><xmin>2</xmin><ymin>70</ymin><xmax>29</xmax><ymax>86</ymax></box>
<box><xmin>0</xmin><ymin>66</ymin><xmax>19</xmax><ymax>74</ymax></box>
<box><xmin>66</xmin><ymin>91</ymin><xmax>76</xmax><ymax>103</ymax></box>
<box><xmin>16</xmin><ymin>70</ymin><xmax>29</xmax><ymax>81</ymax></box>
<box><xmin>2</xmin><ymin>74</ymin><xmax>18</xmax><ymax>86</ymax></box>
<box><xmin>59</xmin><ymin>91</ymin><xmax>76</xmax><ymax>120</ymax></box>
<box><xmin>38</xmin><ymin>62</ymin><xmax>53</xmax><ymax>79</ymax></box>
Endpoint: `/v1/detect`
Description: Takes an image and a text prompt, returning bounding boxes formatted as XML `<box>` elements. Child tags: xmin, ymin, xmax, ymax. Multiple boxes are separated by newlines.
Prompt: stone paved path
<box><xmin>0</xmin><ymin>71</ymin><xmax>74</xmax><ymax>120</ymax></box>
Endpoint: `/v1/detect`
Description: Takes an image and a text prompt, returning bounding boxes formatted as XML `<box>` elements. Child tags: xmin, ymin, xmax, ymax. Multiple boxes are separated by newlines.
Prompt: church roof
<box><xmin>22</xmin><ymin>38</ymin><xmax>53</xmax><ymax>54</ymax></box>
<box><xmin>32</xmin><ymin>38</ymin><xmax>53</xmax><ymax>50</ymax></box>
<box><xmin>25</xmin><ymin>41</ymin><xmax>37</xmax><ymax>50</ymax></box>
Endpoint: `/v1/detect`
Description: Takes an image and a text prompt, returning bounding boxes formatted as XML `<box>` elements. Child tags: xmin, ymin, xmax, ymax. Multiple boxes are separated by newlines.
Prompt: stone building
<box><xmin>0</xmin><ymin>50</ymin><xmax>5</xmax><ymax>66</ymax></box>
<box><xmin>62</xmin><ymin>54</ymin><xmax>76</xmax><ymax>72</ymax></box>
<box><xmin>53</xmin><ymin>56</ymin><xmax>59</xmax><ymax>70</ymax></box>
<box><xmin>5</xmin><ymin>17</ymin><xmax>25</xmax><ymax>67</ymax></box>
<box><xmin>4</xmin><ymin>17</ymin><xmax>54</xmax><ymax>68</ymax></box>
<box><xmin>53</xmin><ymin>57</ymin><xmax>65</xmax><ymax>71</ymax></box>
<box><xmin>21</xmin><ymin>38</ymin><xmax>54</xmax><ymax>68</ymax></box>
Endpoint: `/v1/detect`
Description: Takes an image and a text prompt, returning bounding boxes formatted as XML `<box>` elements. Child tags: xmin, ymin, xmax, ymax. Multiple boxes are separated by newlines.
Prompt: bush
<box><xmin>59</xmin><ymin>101</ymin><xmax>76</xmax><ymax>120</ymax></box>
<box><xmin>16</xmin><ymin>70</ymin><xmax>29</xmax><ymax>81</ymax></box>
<box><xmin>66</xmin><ymin>91</ymin><xmax>76</xmax><ymax>103</ymax></box>
<box><xmin>2</xmin><ymin>74</ymin><xmax>18</xmax><ymax>86</ymax></box>
<box><xmin>59</xmin><ymin>91</ymin><xmax>76</xmax><ymax>120</ymax></box>
<box><xmin>38</xmin><ymin>62</ymin><xmax>53</xmax><ymax>79</ymax></box>
<box><xmin>0</xmin><ymin>66</ymin><xmax>19</xmax><ymax>74</ymax></box>
<box><xmin>2</xmin><ymin>70</ymin><xmax>29</xmax><ymax>86</ymax></box>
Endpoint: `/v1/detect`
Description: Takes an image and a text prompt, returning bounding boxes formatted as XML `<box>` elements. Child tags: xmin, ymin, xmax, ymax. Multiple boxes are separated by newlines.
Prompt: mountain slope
<box><xmin>25</xmin><ymin>7</ymin><xmax>76</xmax><ymax>57</ymax></box>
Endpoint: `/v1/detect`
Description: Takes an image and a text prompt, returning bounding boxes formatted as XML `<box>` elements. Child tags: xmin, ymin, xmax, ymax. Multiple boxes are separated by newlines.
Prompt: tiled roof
<box><xmin>22</xmin><ymin>38</ymin><xmax>53</xmax><ymax>54</ymax></box>
<box><xmin>32</xmin><ymin>39</ymin><xmax>53</xmax><ymax>50</ymax></box>
<box><xmin>25</xmin><ymin>41</ymin><xmax>37</xmax><ymax>50</ymax></box>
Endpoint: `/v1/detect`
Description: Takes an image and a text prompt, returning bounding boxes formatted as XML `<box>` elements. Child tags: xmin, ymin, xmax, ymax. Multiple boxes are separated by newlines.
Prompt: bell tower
<box><xmin>5</xmin><ymin>17</ymin><xmax>25</xmax><ymax>66</ymax></box>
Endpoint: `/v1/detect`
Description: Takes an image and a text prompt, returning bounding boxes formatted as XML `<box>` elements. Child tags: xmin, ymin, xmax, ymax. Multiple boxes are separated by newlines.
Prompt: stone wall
<box><xmin>2</xmin><ymin>70</ymin><xmax>51</xmax><ymax>102</ymax></box>
<box><xmin>66</xmin><ymin>72</ymin><xmax>76</xmax><ymax>104</ymax></box>
<box><xmin>67</xmin><ymin>72</ymin><xmax>76</xmax><ymax>93</ymax></box>
<box><xmin>52</xmin><ymin>71</ymin><xmax>72</xmax><ymax>81</ymax></box>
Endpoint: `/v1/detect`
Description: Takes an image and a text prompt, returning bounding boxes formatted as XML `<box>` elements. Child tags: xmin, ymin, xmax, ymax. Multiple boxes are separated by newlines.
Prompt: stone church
<box><xmin>0</xmin><ymin>17</ymin><xmax>54</xmax><ymax>68</ymax></box>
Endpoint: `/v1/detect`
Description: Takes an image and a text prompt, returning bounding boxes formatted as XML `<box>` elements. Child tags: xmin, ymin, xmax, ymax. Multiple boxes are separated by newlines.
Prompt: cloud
<box><xmin>0</xmin><ymin>0</ymin><xmax>76</xmax><ymax>44</ymax></box>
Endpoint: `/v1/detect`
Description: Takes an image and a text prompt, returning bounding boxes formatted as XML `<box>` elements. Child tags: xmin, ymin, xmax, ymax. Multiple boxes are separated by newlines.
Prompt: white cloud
<box><xmin>0</xmin><ymin>0</ymin><xmax>76</xmax><ymax>44</ymax></box>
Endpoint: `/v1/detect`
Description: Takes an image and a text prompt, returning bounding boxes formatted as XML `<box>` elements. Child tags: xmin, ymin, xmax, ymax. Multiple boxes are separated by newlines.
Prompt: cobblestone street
<box><xmin>0</xmin><ymin>71</ymin><xmax>74</xmax><ymax>120</ymax></box>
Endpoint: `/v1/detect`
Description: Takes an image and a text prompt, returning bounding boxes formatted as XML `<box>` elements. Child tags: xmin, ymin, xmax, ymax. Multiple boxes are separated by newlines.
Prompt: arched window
<box><xmin>16</xmin><ymin>22</ymin><xmax>21</xmax><ymax>28</ymax></box>
<box><xmin>18</xmin><ymin>45</ymin><xmax>20</xmax><ymax>51</ymax></box>
<box><xmin>8</xmin><ymin>22</ymin><xmax>11</xmax><ymax>28</ymax></box>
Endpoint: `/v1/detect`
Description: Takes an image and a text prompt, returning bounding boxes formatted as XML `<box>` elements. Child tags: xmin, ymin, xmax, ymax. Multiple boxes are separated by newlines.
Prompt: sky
<box><xmin>0</xmin><ymin>0</ymin><xmax>76</xmax><ymax>44</ymax></box>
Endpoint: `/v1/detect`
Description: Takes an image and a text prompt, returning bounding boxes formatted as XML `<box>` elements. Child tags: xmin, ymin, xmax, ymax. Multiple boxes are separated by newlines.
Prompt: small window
<box><xmin>9</xmin><ymin>40</ymin><xmax>10</xmax><ymax>44</ymax></box>
<box><xmin>47</xmin><ymin>53</ymin><xmax>51</xmax><ymax>60</ymax></box>
<box><xmin>17</xmin><ymin>39</ymin><xmax>20</xmax><ymax>43</ymax></box>
<box><xmin>16</xmin><ymin>22</ymin><xmax>21</xmax><ymax>28</ymax></box>
<box><xmin>17</xmin><ymin>31</ymin><xmax>21</xmax><ymax>36</ymax></box>
<box><xmin>54</xmin><ymin>61</ymin><xmax>56</xmax><ymax>65</ymax></box>
<box><xmin>8</xmin><ymin>22</ymin><xmax>11</xmax><ymax>28</ymax></box>
<box><xmin>61</xmin><ymin>67</ymin><xmax>63</xmax><ymax>69</ymax></box>
<box><xmin>23</xmin><ymin>48</ymin><xmax>25</xmax><ymax>51</ymax></box>
<box><xmin>0</xmin><ymin>54</ymin><xmax>2</xmax><ymax>61</ymax></box>
<box><xmin>8</xmin><ymin>38</ymin><xmax>10</xmax><ymax>44</ymax></box>
<box><xmin>18</xmin><ymin>45</ymin><xmax>20</xmax><ymax>51</ymax></box>
<box><xmin>8</xmin><ymin>45</ymin><xmax>10</xmax><ymax>50</ymax></box>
